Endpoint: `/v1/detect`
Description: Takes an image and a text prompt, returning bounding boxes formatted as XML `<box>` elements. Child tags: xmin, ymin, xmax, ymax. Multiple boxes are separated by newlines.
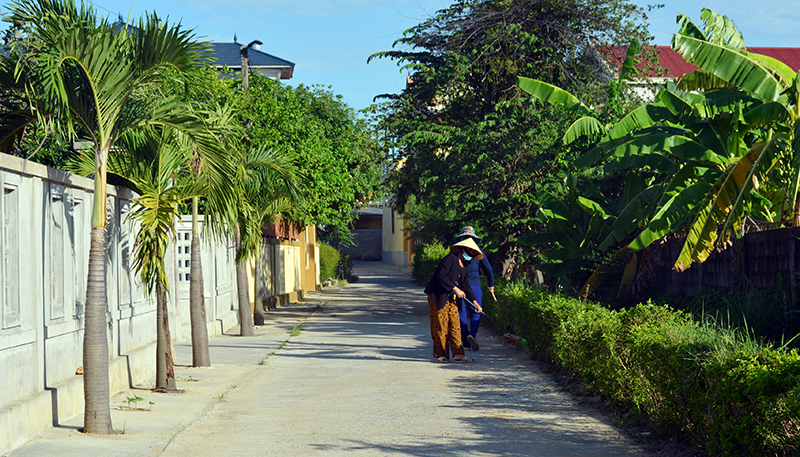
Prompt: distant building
<box><xmin>205</xmin><ymin>37</ymin><xmax>295</xmax><ymax>81</ymax></box>
<box><xmin>340</xmin><ymin>207</ymin><xmax>383</xmax><ymax>261</ymax></box>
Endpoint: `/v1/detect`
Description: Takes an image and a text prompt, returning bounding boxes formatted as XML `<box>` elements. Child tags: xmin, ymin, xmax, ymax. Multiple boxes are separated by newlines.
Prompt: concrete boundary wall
<box><xmin>0</xmin><ymin>154</ymin><xmax>316</xmax><ymax>454</ymax></box>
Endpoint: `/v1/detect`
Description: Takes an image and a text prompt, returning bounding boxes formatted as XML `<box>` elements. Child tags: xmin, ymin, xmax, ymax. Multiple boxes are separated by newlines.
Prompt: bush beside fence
<box><xmin>318</xmin><ymin>242</ymin><xmax>340</xmax><ymax>283</ymax></box>
<box><xmin>411</xmin><ymin>243</ymin><xmax>449</xmax><ymax>285</ymax></box>
<box><xmin>484</xmin><ymin>279</ymin><xmax>800</xmax><ymax>456</ymax></box>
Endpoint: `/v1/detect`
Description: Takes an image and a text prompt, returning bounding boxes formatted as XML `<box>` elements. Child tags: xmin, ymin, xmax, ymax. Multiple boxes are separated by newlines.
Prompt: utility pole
<box><xmin>239</xmin><ymin>39</ymin><xmax>263</xmax><ymax>89</ymax></box>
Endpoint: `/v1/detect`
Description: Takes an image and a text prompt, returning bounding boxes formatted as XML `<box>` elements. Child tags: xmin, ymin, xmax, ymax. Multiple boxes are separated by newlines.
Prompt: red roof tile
<box><xmin>606</xmin><ymin>45</ymin><xmax>800</xmax><ymax>78</ymax></box>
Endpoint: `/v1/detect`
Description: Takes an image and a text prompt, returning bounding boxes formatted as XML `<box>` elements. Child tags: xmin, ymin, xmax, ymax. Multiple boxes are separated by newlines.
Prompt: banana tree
<box><xmin>517</xmin><ymin>10</ymin><xmax>800</xmax><ymax>297</ymax></box>
<box><xmin>519</xmin><ymin>175</ymin><xmax>614</xmax><ymax>291</ymax></box>
<box><xmin>5</xmin><ymin>0</ymin><xmax>213</xmax><ymax>433</ymax></box>
<box><xmin>667</xmin><ymin>12</ymin><xmax>800</xmax><ymax>271</ymax></box>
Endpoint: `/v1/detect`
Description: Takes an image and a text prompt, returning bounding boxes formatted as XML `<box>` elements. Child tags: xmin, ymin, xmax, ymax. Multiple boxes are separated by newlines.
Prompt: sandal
<box><xmin>435</xmin><ymin>356</ymin><xmax>449</xmax><ymax>363</ymax></box>
<box><xmin>467</xmin><ymin>335</ymin><xmax>480</xmax><ymax>351</ymax></box>
<box><xmin>453</xmin><ymin>357</ymin><xmax>475</xmax><ymax>363</ymax></box>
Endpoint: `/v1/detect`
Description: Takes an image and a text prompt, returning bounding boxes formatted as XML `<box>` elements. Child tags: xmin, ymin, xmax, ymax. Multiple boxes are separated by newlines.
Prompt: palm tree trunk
<box><xmin>83</xmin><ymin>226</ymin><xmax>113</xmax><ymax>434</ymax></box>
<box><xmin>83</xmin><ymin>149</ymin><xmax>112</xmax><ymax>435</ymax></box>
<box><xmin>236</xmin><ymin>228</ymin><xmax>255</xmax><ymax>336</ymax></box>
<box><xmin>155</xmin><ymin>283</ymin><xmax>177</xmax><ymax>390</ymax></box>
<box><xmin>253</xmin><ymin>243</ymin><xmax>265</xmax><ymax>325</ymax></box>
<box><xmin>189</xmin><ymin>198</ymin><xmax>210</xmax><ymax>366</ymax></box>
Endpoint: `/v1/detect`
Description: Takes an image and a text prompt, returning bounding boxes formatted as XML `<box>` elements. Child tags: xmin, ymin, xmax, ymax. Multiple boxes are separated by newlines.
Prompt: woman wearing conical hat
<box><xmin>423</xmin><ymin>237</ymin><xmax>483</xmax><ymax>363</ymax></box>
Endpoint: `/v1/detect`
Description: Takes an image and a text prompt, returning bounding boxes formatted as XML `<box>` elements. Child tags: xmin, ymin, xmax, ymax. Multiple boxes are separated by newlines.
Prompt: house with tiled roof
<box><xmin>607</xmin><ymin>45</ymin><xmax>800</xmax><ymax>100</ymax></box>
<box><xmin>109</xmin><ymin>15</ymin><xmax>295</xmax><ymax>81</ymax></box>
<box><xmin>205</xmin><ymin>37</ymin><xmax>295</xmax><ymax>81</ymax></box>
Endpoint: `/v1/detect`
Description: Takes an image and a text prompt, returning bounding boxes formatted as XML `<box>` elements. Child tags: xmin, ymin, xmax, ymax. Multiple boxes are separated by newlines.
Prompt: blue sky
<box><xmin>3</xmin><ymin>0</ymin><xmax>798</xmax><ymax>112</ymax></box>
<box><xmin>75</xmin><ymin>0</ymin><xmax>452</xmax><ymax>113</ymax></box>
<box><xmin>639</xmin><ymin>0</ymin><xmax>800</xmax><ymax>49</ymax></box>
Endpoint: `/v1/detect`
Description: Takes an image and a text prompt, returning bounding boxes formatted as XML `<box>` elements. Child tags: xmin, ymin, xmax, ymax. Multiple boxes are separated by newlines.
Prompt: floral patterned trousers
<box><xmin>428</xmin><ymin>295</ymin><xmax>464</xmax><ymax>360</ymax></box>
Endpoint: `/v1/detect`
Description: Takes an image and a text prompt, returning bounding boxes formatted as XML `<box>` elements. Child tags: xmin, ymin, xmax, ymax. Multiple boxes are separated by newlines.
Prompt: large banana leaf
<box><xmin>672</xmin><ymin>34</ymin><xmax>784</xmax><ymax>102</ymax></box>
<box><xmin>719</xmin><ymin>134</ymin><xmax>786</xmax><ymax>242</ymax></box>
<box><xmin>743</xmin><ymin>102</ymin><xmax>792</xmax><ymax>129</ymax></box>
<box><xmin>605</xmin><ymin>103</ymin><xmax>678</xmax><ymax>140</ymax></box>
<box><xmin>537</xmin><ymin>190</ymin><xmax>571</xmax><ymax>221</ymax></box>
<box><xmin>517</xmin><ymin>77</ymin><xmax>593</xmax><ymax>116</ymax></box>
<box><xmin>699</xmin><ymin>8</ymin><xmax>745</xmax><ymax>48</ymax></box>
<box><xmin>674</xmin><ymin>187</ymin><xmax>723</xmax><ymax>271</ymax></box>
<box><xmin>618</xmin><ymin>39</ymin><xmax>640</xmax><ymax>82</ymax></box>
<box><xmin>673</xmin><ymin>144</ymin><xmax>768</xmax><ymax>270</ymax></box>
<box><xmin>745</xmin><ymin>52</ymin><xmax>796</xmax><ymax>85</ymax></box>
<box><xmin>593</xmin><ymin>133</ymin><xmax>725</xmax><ymax>173</ymax></box>
<box><xmin>598</xmin><ymin>184</ymin><xmax>663</xmax><ymax>251</ymax></box>
<box><xmin>575</xmin><ymin>126</ymin><xmax>687</xmax><ymax>168</ymax></box>
<box><xmin>694</xmin><ymin>90</ymin><xmax>760</xmax><ymax>119</ymax></box>
<box><xmin>677</xmin><ymin>70</ymin><xmax>732</xmax><ymax>92</ymax></box>
<box><xmin>675</xmin><ymin>13</ymin><xmax>708</xmax><ymax>43</ymax></box>
<box><xmin>563</xmin><ymin>116</ymin><xmax>604</xmax><ymax>144</ymax></box>
<box><xmin>627</xmin><ymin>181</ymin><xmax>713</xmax><ymax>252</ymax></box>
<box><xmin>657</xmin><ymin>84</ymin><xmax>696</xmax><ymax>117</ymax></box>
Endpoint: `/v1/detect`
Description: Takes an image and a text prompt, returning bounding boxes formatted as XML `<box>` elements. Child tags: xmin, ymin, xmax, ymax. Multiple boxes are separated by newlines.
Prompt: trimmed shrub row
<box><xmin>411</xmin><ymin>242</ymin><xmax>449</xmax><ymax>285</ymax></box>
<box><xmin>484</xmin><ymin>279</ymin><xmax>800</xmax><ymax>456</ymax></box>
<box><xmin>318</xmin><ymin>241</ymin><xmax>340</xmax><ymax>282</ymax></box>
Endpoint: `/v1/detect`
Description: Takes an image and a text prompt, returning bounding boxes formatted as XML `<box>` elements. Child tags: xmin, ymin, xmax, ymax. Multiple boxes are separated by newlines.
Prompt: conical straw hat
<box><xmin>450</xmin><ymin>237</ymin><xmax>484</xmax><ymax>261</ymax></box>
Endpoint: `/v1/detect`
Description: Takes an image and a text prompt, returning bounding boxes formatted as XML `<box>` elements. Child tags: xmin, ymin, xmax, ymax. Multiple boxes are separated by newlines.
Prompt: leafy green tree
<box><xmin>2</xmin><ymin>0</ymin><xmax>217</xmax><ymax>433</ymax></box>
<box><xmin>237</xmin><ymin>76</ymin><xmax>384</xmax><ymax>241</ymax></box>
<box><xmin>370</xmin><ymin>0</ymin><xmax>655</xmax><ymax>276</ymax></box>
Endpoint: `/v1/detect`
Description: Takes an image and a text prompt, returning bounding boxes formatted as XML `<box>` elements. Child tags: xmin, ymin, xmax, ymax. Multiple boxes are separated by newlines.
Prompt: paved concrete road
<box><xmin>7</xmin><ymin>261</ymin><xmax>656</xmax><ymax>457</ymax></box>
<box><xmin>162</xmin><ymin>261</ymin><xmax>652</xmax><ymax>457</ymax></box>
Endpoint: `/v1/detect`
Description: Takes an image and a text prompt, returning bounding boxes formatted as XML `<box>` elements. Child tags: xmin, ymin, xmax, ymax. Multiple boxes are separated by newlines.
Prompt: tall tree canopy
<box><xmin>190</xmin><ymin>67</ymin><xmax>384</xmax><ymax>239</ymax></box>
<box><xmin>371</xmin><ymin>0</ymin><xmax>654</xmax><ymax>275</ymax></box>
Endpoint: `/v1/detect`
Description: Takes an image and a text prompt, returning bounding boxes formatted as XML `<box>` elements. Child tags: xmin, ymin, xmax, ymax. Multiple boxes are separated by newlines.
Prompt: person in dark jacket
<box><xmin>423</xmin><ymin>237</ymin><xmax>484</xmax><ymax>363</ymax></box>
<box><xmin>454</xmin><ymin>226</ymin><xmax>494</xmax><ymax>351</ymax></box>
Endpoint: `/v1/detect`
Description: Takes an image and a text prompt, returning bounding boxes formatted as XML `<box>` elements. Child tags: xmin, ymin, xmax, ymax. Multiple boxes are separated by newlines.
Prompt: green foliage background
<box><xmin>372</xmin><ymin>0</ymin><xmax>656</xmax><ymax>274</ymax></box>
<box><xmin>192</xmin><ymin>66</ymin><xmax>386</xmax><ymax>234</ymax></box>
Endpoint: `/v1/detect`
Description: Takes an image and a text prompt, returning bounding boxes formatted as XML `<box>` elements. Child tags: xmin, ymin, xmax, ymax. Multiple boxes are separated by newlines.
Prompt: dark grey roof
<box><xmin>358</xmin><ymin>207</ymin><xmax>384</xmax><ymax>217</ymax></box>
<box><xmin>205</xmin><ymin>43</ymin><xmax>295</xmax><ymax>79</ymax></box>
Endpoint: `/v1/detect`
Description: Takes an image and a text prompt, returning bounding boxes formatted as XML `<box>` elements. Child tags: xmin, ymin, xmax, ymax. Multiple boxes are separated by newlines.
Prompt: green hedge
<box><xmin>412</xmin><ymin>242</ymin><xmax>449</xmax><ymax>285</ymax></box>
<box><xmin>318</xmin><ymin>241</ymin><xmax>340</xmax><ymax>282</ymax></box>
<box><xmin>484</xmin><ymin>280</ymin><xmax>800</xmax><ymax>456</ymax></box>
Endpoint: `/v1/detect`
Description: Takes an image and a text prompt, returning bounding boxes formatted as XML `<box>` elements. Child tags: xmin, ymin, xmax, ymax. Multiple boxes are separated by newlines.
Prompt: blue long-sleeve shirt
<box><xmin>468</xmin><ymin>247</ymin><xmax>494</xmax><ymax>288</ymax></box>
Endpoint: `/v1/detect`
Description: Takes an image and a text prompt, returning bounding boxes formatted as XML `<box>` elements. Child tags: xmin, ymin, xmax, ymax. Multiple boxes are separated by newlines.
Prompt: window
<box><xmin>50</xmin><ymin>187</ymin><xmax>65</xmax><ymax>320</ymax></box>
<box><xmin>2</xmin><ymin>177</ymin><xmax>20</xmax><ymax>328</ymax></box>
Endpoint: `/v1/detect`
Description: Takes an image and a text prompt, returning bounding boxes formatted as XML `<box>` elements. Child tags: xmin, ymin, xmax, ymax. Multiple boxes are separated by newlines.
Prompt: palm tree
<box><xmin>6</xmin><ymin>0</ymin><xmax>212</xmax><ymax>434</ymax></box>
<box><xmin>185</xmin><ymin>103</ymin><xmax>244</xmax><ymax>346</ymax></box>
<box><xmin>233</xmin><ymin>145</ymin><xmax>301</xmax><ymax>334</ymax></box>
<box><xmin>116</xmin><ymin>133</ymin><xmax>191</xmax><ymax>391</ymax></box>
<box><xmin>69</xmin><ymin>127</ymin><xmax>210</xmax><ymax>390</ymax></box>
<box><xmin>235</xmin><ymin>147</ymin><xmax>301</xmax><ymax>326</ymax></box>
